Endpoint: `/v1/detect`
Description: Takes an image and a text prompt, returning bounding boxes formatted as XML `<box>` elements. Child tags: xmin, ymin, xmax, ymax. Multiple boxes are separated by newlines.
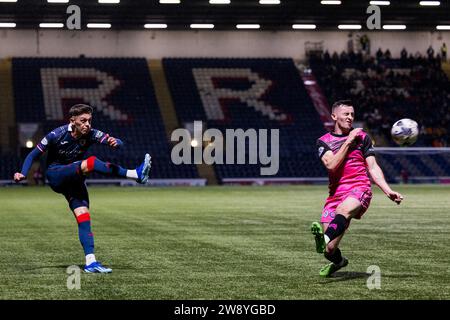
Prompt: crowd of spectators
<box><xmin>310</xmin><ymin>46</ymin><xmax>450</xmax><ymax>147</ymax></box>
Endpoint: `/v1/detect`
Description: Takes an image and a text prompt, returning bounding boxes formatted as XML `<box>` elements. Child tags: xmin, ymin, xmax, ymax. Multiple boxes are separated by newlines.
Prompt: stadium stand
<box><xmin>0</xmin><ymin>153</ymin><xmax>21</xmax><ymax>182</ymax></box>
<box><xmin>163</xmin><ymin>58</ymin><xmax>328</xmax><ymax>180</ymax></box>
<box><xmin>309</xmin><ymin>51</ymin><xmax>450</xmax><ymax>181</ymax></box>
<box><xmin>7</xmin><ymin>57</ymin><xmax>198</xmax><ymax>180</ymax></box>
<box><xmin>1</xmin><ymin>56</ymin><xmax>449</xmax><ymax>184</ymax></box>
<box><xmin>309</xmin><ymin>50</ymin><xmax>450</xmax><ymax>148</ymax></box>
<box><xmin>375</xmin><ymin>148</ymin><xmax>450</xmax><ymax>183</ymax></box>
<box><xmin>0</xmin><ymin>58</ymin><xmax>15</xmax><ymax>153</ymax></box>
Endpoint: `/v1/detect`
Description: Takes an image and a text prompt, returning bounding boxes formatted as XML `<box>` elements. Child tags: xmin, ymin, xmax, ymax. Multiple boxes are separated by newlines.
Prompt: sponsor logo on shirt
<box><xmin>318</xmin><ymin>146</ymin><xmax>324</xmax><ymax>157</ymax></box>
<box><xmin>95</xmin><ymin>131</ymin><xmax>104</xmax><ymax>139</ymax></box>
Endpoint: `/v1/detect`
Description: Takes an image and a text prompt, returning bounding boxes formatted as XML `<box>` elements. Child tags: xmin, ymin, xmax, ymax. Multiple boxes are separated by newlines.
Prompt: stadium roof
<box><xmin>0</xmin><ymin>0</ymin><xmax>449</xmax><ymax>31</ymax></box>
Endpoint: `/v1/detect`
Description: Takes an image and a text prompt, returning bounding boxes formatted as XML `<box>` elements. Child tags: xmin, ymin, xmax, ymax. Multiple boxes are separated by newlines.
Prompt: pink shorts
<box><xmin>321</xmin><ymin>187</ymin><xmax>372</xmax><ymax>223</ymax></box>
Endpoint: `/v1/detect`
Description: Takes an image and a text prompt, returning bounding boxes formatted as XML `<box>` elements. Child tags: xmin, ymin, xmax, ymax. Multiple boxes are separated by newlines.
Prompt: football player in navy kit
<box><xmin>14</xmin><ymin>104</ymin><xmax>151</xmax><ymax>273</ymax></box>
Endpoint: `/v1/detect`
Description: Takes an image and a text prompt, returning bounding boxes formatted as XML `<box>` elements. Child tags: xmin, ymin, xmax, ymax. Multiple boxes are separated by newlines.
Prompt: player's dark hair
<box><xmin>332</xmin><ymin>100</ymin><xmax>353</xmax><ymax>112</ymax></box>
<box><xmin>69</xmin><ymin>104</ymin><xmax>93</xmax><ymax>117</ymax></box>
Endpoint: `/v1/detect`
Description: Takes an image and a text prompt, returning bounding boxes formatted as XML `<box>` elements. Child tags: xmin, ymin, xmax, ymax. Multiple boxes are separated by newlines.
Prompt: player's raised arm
<box><xmin>91</xmin><ymin>129</ymin><xmax>123</xmax><ymax>149</ymax></box>
<box><xmin>366</xmin><ymin>156</ymin><xmax>403</xmax><ymax>205</ymax></box>
<box><xmin>106</xmin><ymin>136</ymin><xmax>123</xmax><ymax>148</ymax></box>
<box><xmin>319</xmin><ymin>128</ymin><xmax>363</xmax><ymax>171</ymax></box>
<box><xmin>13</xmin><ymin>135</ymin><xmax>50</xmax><ymax>182</ymax></box>
<box><xmin>14</xmin><ymin>148</ymin><xmax>42</xmax><ymax>182</ymax></box>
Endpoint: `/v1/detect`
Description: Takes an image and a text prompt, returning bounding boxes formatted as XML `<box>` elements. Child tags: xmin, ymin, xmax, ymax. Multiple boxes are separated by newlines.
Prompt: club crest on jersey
<box><xmin>318</xmin><ymin>146</ymin><xmax>324</xmax><ymax>157</ymax></box>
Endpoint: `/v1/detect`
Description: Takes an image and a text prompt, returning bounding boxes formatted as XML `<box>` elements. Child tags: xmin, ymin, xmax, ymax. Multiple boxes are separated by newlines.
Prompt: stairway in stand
<box><xmin>148</xmin><ymin>60</ymin><xmax>218</xmax><ymax>185</ymax></box>
<box><xmin>0</xmin><ymin>58</ymin><xmax>15</xmax><ymax>153</ymax></box>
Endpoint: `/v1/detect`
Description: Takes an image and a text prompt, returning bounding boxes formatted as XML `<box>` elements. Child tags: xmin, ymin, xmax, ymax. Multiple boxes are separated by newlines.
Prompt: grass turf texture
<box><xmin>0</xmin><ymin>185</ymin><xmax>449</xmax><ymax>299</ymax></box>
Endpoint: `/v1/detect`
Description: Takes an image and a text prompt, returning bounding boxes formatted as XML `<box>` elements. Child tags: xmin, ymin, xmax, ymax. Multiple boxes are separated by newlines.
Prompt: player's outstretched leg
<box><xmin>311</xmin><ymin>222</ymin><xmax>326</xmax><ymax>253</ymax></box>
<box><xmin>81</xmin><ymin>153</ymin><xmax>151</xmax><ymax>184</ymax></box>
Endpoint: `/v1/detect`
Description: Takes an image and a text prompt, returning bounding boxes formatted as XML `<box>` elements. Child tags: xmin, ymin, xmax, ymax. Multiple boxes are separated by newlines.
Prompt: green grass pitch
<box><xmin>0</xmin><ymin>185</ymin><xmax>449</xmax><ymax>299</ymax></box>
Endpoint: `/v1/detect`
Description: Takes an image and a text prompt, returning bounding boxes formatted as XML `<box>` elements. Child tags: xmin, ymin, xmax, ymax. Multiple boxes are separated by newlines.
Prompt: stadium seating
<box><xmin>309</xmin><ymin>52</ymin><xmax>450</xmax><ymax>181</ymax></box>
<box><xmin>309</xmin><ymin>52</ymin><xmax>450</xmax><ymax>148</ymax></box>
<box><xmin>0</xmin><ymin>153</ymin><xmax>21</xmax><ymax>181</ymax></box>
<box><xmin>9</xmin><ymin>57</ymin><xmax>198</xmax><ymax>180</ymax></box>
<box><xmin>163</xmin><ymin>58</ymin><xmax>328</xmax><ymax>180</ymax></box>
<box><xmin>2</xmin><ymin>56</ymin><xmax>449</xmax><ymax>183</ymax></box>
<box><xmin>376</xmin><ymin>151</ymin><xmax>450</xmax><ymax>182</ymax></box>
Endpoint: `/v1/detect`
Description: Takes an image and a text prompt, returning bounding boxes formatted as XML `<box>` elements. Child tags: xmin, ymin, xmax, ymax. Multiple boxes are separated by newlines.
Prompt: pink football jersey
<box><xmin>317</xmin><ymin>130</ymin><xmax>375</xmax><ymax>195</ymax></box>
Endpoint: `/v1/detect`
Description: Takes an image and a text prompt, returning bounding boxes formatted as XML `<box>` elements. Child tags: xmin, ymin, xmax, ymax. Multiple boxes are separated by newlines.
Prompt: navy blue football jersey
<box><xmin>37</xmin><ymin>124</ymin><xmax>110</xmax><ymax>167</ymax></box>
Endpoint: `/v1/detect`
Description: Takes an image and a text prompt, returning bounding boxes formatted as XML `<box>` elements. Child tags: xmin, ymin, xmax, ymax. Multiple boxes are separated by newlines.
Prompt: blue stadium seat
<box><xmin>8</xmin><ymin>57</ymin><xmax>198</xmax><ymax>180</ymax></box>
<box><xmin>163</xmin><ymin>58</ymin><xmax>327</xmax><ymax>180</ymax></box>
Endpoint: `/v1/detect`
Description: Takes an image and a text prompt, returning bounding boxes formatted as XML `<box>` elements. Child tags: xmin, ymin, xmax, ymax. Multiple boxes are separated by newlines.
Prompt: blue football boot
<box><xmin>84</xmin><ymin>261</ymin><xmax>112</xmax><ymax>273</ymax></box>
<box><xmin>136</xmin><ymin>153</ymin><xmax>151</xmax><ymax>184</ymax></box>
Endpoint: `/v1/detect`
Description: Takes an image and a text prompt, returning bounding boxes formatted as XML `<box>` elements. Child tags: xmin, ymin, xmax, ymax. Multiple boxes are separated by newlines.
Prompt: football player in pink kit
<box><xmin>311</xmin><ymin>100</ymin><xmax>403</xmax><ymax>277</ymax></box>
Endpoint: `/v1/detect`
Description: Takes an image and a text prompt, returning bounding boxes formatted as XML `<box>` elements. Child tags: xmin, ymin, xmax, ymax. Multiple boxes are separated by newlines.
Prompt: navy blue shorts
<box><xmin>46</xmin><ymin>161</ymin><xmax>89</xmax><ymax>210</ymax></box>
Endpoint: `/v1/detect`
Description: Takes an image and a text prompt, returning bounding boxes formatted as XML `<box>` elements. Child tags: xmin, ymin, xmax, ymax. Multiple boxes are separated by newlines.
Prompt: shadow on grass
<box><xmin>321</xmin><ymin>271</ymin><xmax>418</xmax><ymax>283</ymax></box>
<box><xmin>24</xmin><ymin>264</ymin><xmax>146</xmax><ymax>272</ymax></box>
<box><xmin>322</xmin><ymin>271</ymin><xmax>371</xmax><ymax>283</ymax></box>
<box><xmin>23</xmin><ymin>265</ymin><xmax>83</xmax><ymax>271</ymax></box>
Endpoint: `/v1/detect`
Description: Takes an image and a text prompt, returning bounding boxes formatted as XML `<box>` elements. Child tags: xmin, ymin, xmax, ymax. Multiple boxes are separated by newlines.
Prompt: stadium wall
<box><xmin>0</xmin><ymin>30</ymin><xmax>449</xmax><ymax>59</ymax></box>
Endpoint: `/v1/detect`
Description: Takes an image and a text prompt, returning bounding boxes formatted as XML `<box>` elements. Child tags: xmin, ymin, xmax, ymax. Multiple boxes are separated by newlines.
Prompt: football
<box><xmin>391</xmin><ymin>118</ymin><xmax>419</xmax><ymax>146</ymax></box>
